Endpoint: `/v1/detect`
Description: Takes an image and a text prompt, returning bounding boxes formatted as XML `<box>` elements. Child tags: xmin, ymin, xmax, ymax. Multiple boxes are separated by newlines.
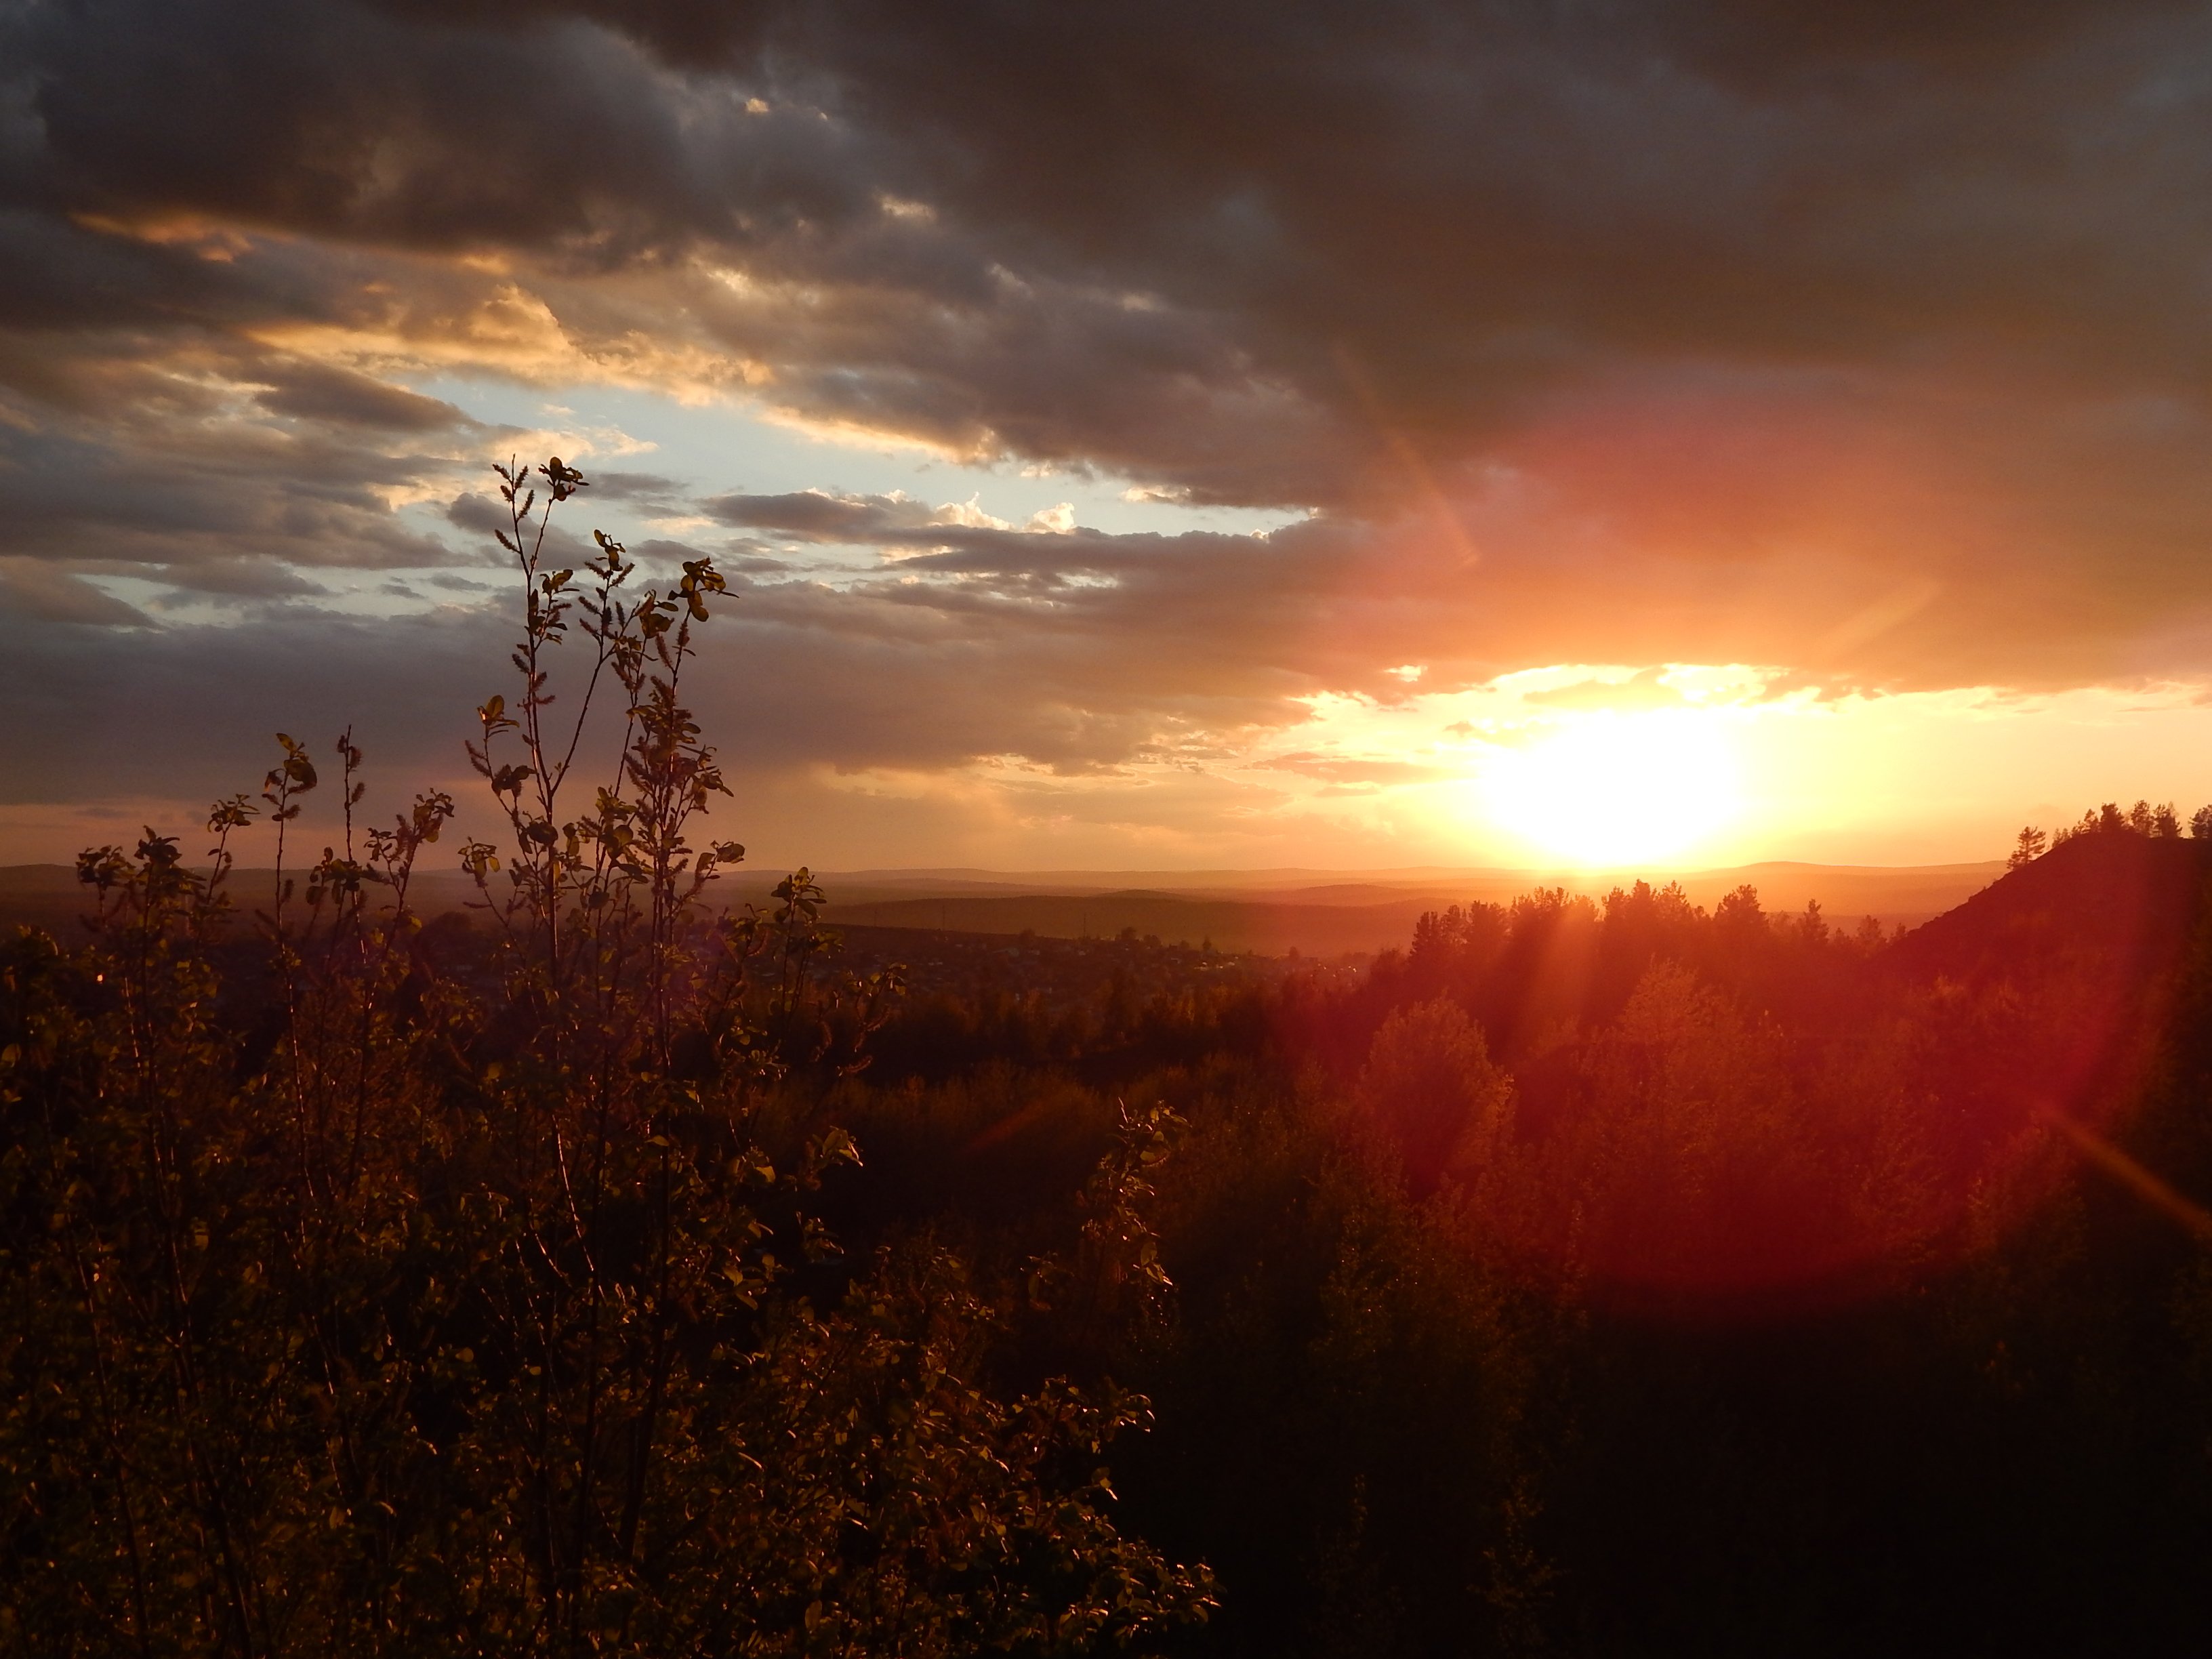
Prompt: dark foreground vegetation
<box><xmin>9</xmin><ymin>464</ymin><xmax>2212</xmax><ymax>1656</ymax></box>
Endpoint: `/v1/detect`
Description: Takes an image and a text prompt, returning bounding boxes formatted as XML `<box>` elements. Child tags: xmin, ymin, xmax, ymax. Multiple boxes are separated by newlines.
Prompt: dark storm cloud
<box><xmin>9</xmin><ymin>0</ymin><xmax>2212</xmax><ymax>821</ymax></box>
<box><xmin>586</xmin><ymin>471</ymin><xmax>688</xmax><ymax>502</ymax></box>
<box><xmin>701</xmin><ymin>479</ymin><xmax>2212</xmax><ymax>703</ymax></box>
<box><xmin>0</xmin><ymin>560</ymin><xmax>149</xmax><ymax>627</ymax></box>
<box><xmin>708</xmin><ymin>491</ymin><xmax>933</xmax><ymax>540</ymax></box>
<box><xmin>251</xmin><ymin>363</ymin><xmax>468</xmax><ymax>432</ymax></box>
<box><xmin>33</xmin><ymin>0</ymin><xmax>2200</xmax><ymax>499</ymax></box>
<box><xmin>0</xmin><ymin>554</ymin><xmax>1279</xmax><ymax>814</ymax></box>
<box><xmin>17</xmin><ymin>1</ymin><xmax>2211</xmax><ymax>446</ymax></box>
<box><xmin>0</xmin><ymin>409</ymin><xmax>462</xmax><ymax>579</ymax></box>
<box><xmin>15</xmin><ymin>2</ymin><xmax>851</xmax><ymax>255</ymax></box>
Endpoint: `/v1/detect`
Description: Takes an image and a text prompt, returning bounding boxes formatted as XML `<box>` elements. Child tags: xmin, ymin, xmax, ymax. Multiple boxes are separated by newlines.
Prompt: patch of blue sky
<box><xmin>407</xmin><ymin>376</ymin><xmax>1304</xmax><ymax>541</ymax></box>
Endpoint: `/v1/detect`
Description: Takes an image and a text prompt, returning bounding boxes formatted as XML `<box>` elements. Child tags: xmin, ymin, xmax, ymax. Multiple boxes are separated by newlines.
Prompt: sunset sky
<box><xmin>9</xmin><ymin>1</ymin><xmax>2212</xmax><ymax>872</ymax></box>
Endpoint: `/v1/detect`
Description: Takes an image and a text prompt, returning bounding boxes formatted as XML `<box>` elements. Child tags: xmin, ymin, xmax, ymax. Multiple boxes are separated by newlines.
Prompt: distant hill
<box><xmin>815</xmin><ymin>889</ymin><xmax>1437</xmax><ymax>957</ymax></box>
<box><xmin>1</xmin><ymin>856</ymin><xmax>2006</xmax><ymax>958</ymax></box>
<box><xmin>809</xmin><ymin>859</ymin><xmax>2005</xmax><ymax>954</ymax></box>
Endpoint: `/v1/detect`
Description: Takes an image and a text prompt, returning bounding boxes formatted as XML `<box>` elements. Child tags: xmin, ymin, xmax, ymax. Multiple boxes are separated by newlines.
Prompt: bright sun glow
<box><xmin>1481</xmin><ymin>709</ymin><xmax>1744</xmax><ymax>867</ymax></box>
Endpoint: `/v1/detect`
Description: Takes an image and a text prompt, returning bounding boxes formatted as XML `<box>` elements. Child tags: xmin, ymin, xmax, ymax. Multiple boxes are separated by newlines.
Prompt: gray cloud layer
<box><xmin>6</xmin><ymin>0</ymin><xmax>2212</xmax><ymax>821</ymax></box>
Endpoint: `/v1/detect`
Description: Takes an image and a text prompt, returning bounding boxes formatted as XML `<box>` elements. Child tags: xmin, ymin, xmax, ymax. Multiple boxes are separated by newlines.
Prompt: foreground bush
<box><xmin>0</xmin><ymin>459</ymin><xmax>1211</xmax><ymax>1657</ymax></box>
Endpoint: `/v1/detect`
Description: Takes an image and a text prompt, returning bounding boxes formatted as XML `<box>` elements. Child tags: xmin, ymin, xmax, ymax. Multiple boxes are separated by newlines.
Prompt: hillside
<box><xmin>1891</xmin><ymin>830</ymin><xmax>2209</xmax><ymax>987</ymax></box>
<box><xmin>1883</xmin><ymin>830</ymin><xmax>2212</xmax><ymax>1144</ymax></box>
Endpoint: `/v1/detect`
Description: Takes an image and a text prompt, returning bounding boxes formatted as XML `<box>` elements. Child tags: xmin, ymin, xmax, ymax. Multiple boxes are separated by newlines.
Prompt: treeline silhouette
<box><xmin>829</xmin><ymin>811</ymin><xmax>2212</xmax><ymax>1654</ymax></box>
<box><xmin>7</xmin><ymin>462</ymin><xmax>2212</xmax><ymax>1654</ymax></box>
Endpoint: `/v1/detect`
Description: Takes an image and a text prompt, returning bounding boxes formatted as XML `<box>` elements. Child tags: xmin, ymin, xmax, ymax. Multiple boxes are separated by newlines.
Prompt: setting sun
<box><xmin>1481</xmin><ymin>708</ymin><xmax>1743</xmax><ymax>866</ymax></box>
